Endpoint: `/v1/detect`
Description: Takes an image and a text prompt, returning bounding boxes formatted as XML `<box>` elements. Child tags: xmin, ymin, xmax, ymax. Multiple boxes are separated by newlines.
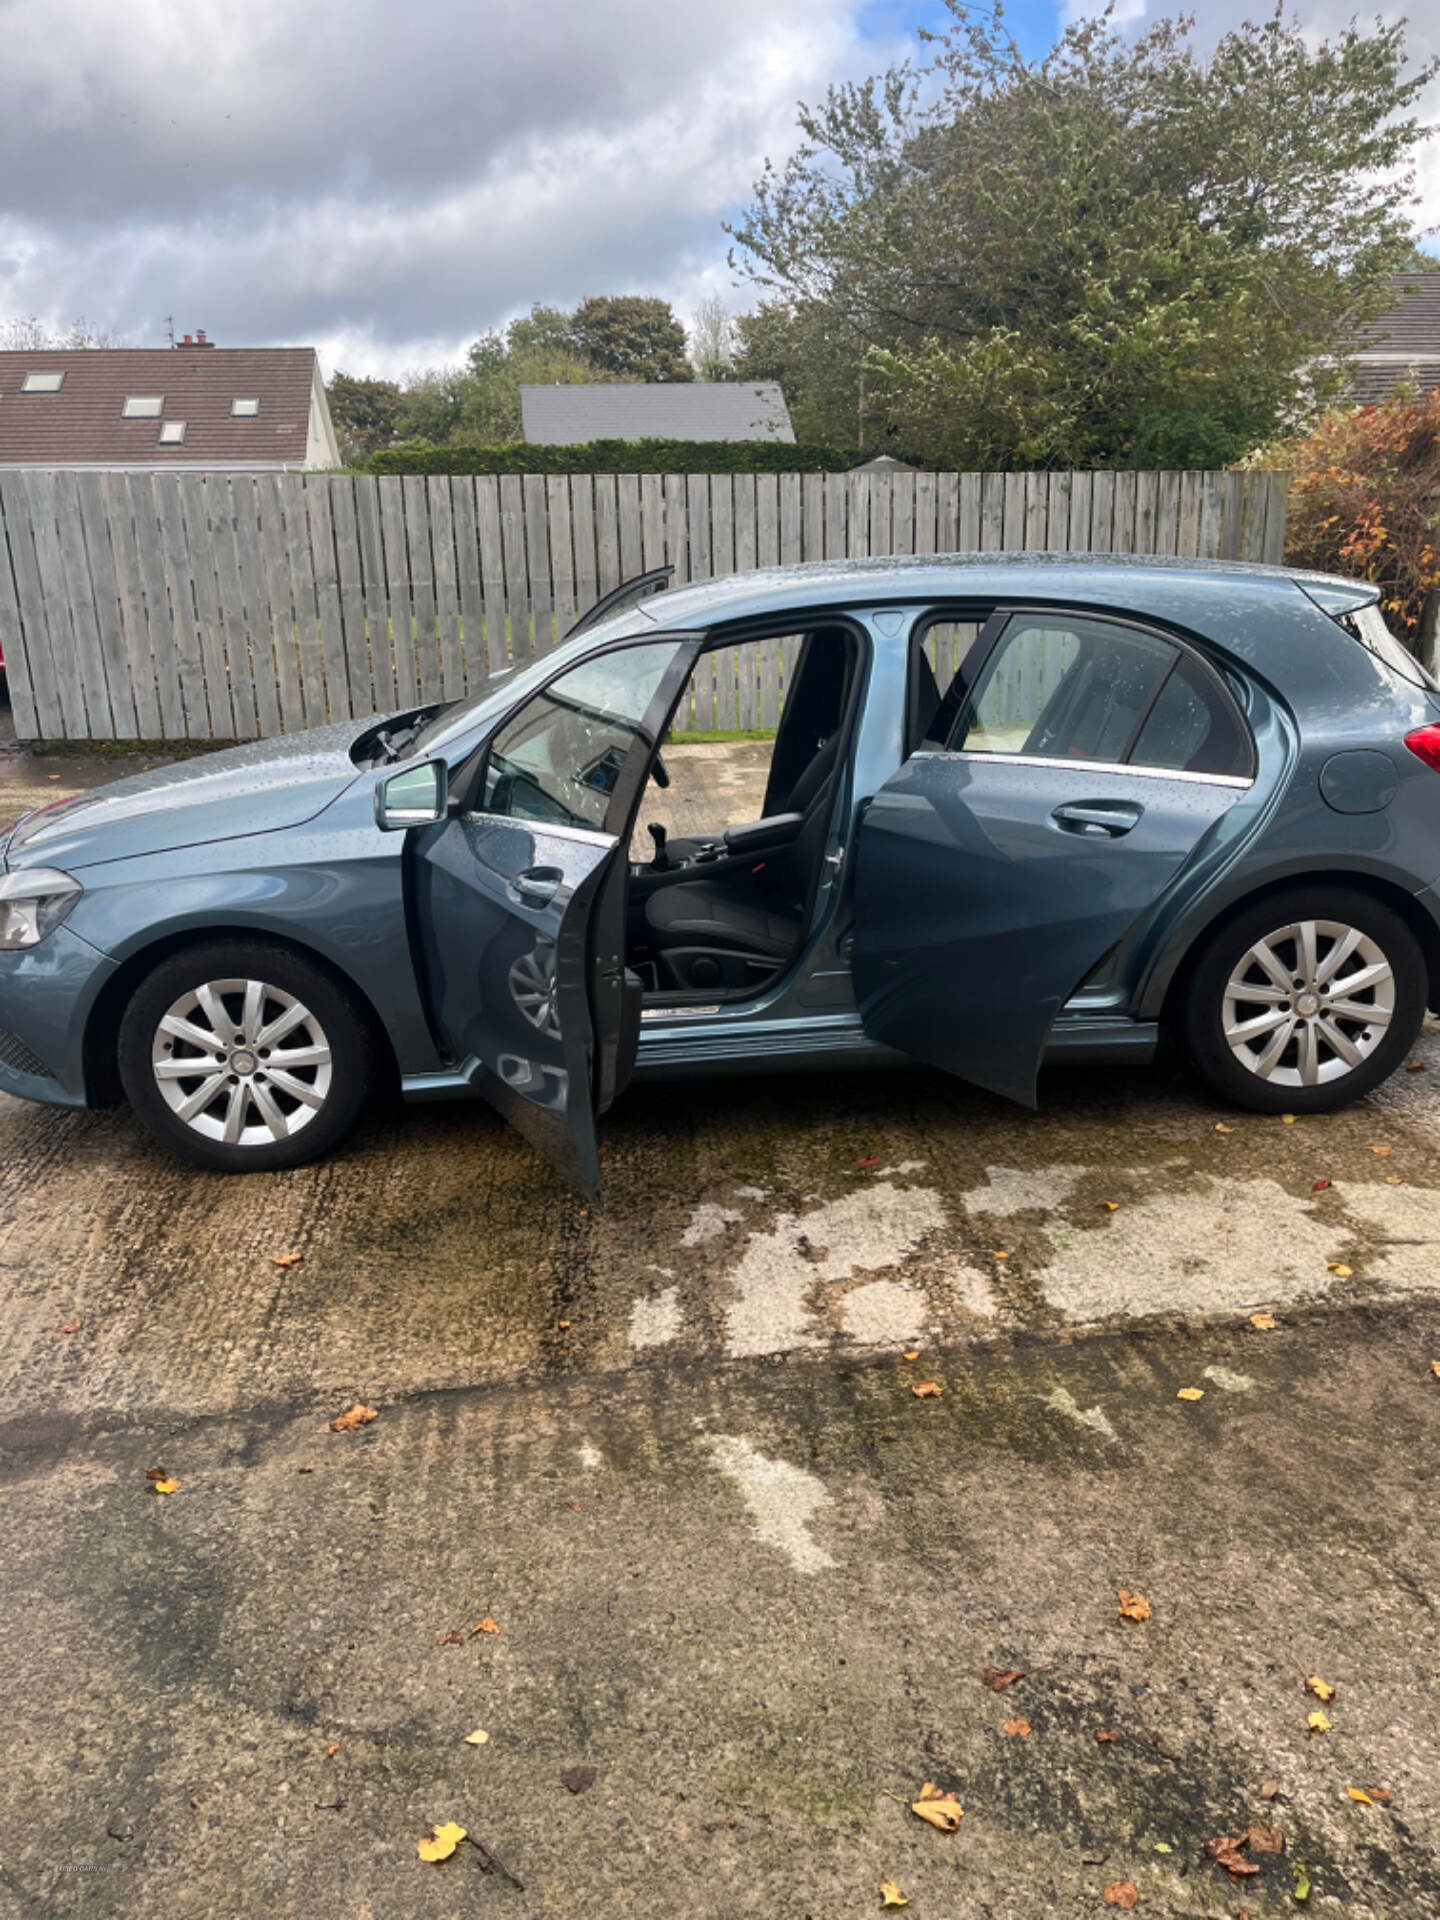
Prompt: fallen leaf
<box><xmin>1260</xmin><ymin>1779</ymin><xmax>1280</xmax><ymax>1799</ymax></box>
<box><xmin>557</xmin><ymin>1320</ymin><xmax>571</xmax><ymax>1330</ymax></box>
<box><xmin>1177</xmin><ymin>1386</ymin><xmax>1205</xmax><ymax>1401</ymax></box>
<box><xmin>1327</xmin><ymin>1263</ymin><xmax>1353</xmax><ymax>1277</ymax></box>
<box><xmin>417</xmin><ymin>1820</ymin><xmax>466</xmax><ymax>1863</ymax></box>
<box><xmin>1205</xmin><ymin>1834</ymin><xmax>1261</xmax><ymax>1879</ymax></box>
<box><xmin>878</xmin><ymin>1881</ymin><xmax>909</xmax><ymax>1909</ymax></box>
<box><xmin>1293</xmin><ymin>1862</ymin><xmax>1310</xmax><ymax>1902</ymax></box>
<box><xmin>1364</xmin><ymin>1787</ymin><xmax>1392</xmax><ymax>1803</ymax></box>
<box><xmin>1102</xmin><ymin>1201</ymin><xmax>1120</xmax><ymax>1211</ymax></box>
<box><xmin>152</xmin><ymin>1476</ymin><xmax>181</xmax><ymax>1495</ymax></box>
<box><xmin>464</xmin><ymin>1729</ymin><xmax>489</xmax><ymax>1746</ymax></box>
<box><xmin>1346</xmin><ymin>1786</ymin><xmax>1373</xmax><ymax>1806</ymax></box>
<box><xmin>326</xmin><ymin>1743</ymin><xmax>340</xmax><ymax>1757</ymax></box>
<box><xmin>1431</xmin><ymin>1361</ymin><xmax>1440</xmax><ymax>1380</ymax></box>
<box><xmin>1117</xmin><ymin>1589</ymin><xmax>1150</xmax><ymax>1623</ymax></box>
<box><xmin>1153</xmin><ymin>1841</ymin><xmax>1172</xmax><ymax>1853</ymax></box>
<box><xmin>1307</xmin><ymin>1710</ymin><xmax>1331</xmax><ymax>1734</ymax></box>
<box><xmin>560</xmin><ymin>1765</ymin><xmax>597</xmax><ymax>1795</ymax></box>
<box><xmin>981</xmin><ymin>1666</ymin><xmax>1024</xmax><ymax>1691</ymax></box>
<box><xmin>436</xmin><ymin>1630</ymin><xmax>463</xmax><ymax>1647</ymax></box>
<box><xmin>1102</xmin><ymin>1882</ymin><xmax>1139</xmax><ymax>1909</ymax></box>
<box><xmin>1385</xmin><ymin>1175</ymin><xmax>1402</xmax><ymax>1185</ymax></box>
<box><xmin>1282</xmin><ymin>1113</ymin><xmax>1297</xmax><ymax>1124</ymax></box>
<box><xmin>144</xmin><ymin>1466</ymin><xmax>169</xmax><ymax>1481</ymax></box>
<box><xmin>1215</xmin><ymin>1121</ymin><xmax>1234</xmax><ymax>1132</ymax></box>
<box><xmin>1248</xmin><ymin>1312</ymin><xmax>1278</xmax><ymax>1331</ymax></box>
<box><xmin>472</xmin><ymin>1616</ymin><xmax>500</xmax><ymax>1636</ymax></box>
<box><xmin>1370</xmin><ymin>1144</ymin><xmax>1394</xmax><ymax>1155</ymax></box>
<box><xmin>902</xmin><ymin>1350</ymin><xmax>919</xmax><ymax>1361</ymax></box>
<box><xmin>59</xmin><ymin>1318</ymin><xmax>82</xmax><ymax>1334</ymax></box>
<box><xmin>1246</xmin><ymin>1822</ymin><xmax>1285</xmax><ymax>1854</ymax></box>
<box><xmin>1312</xmin><ymin>1179</ymin><xmax>1332</xmax><ymax>1192</ymax></box>
<box><xmin>910</xmin><ymin>1782</ymin><xmax>963</xmax><ymax>1831</ymax></box>
<box><xmin>911</xmin><ymin>1381</ymin><xmax>943</xmax><ymax>1399</ymax></box>
<box><xmin>1095</xmin><ymin>1729</ymin><xmax>1117</xmax><ymax>1744</ymax></box>
<box><xmin>1305</xmin><ymin>1676</ymin><xmax>1335</xmax><ymax>1704</ymax></box>
<box><xmin>853</xmin><ymin>1156</ymin><xmax>881</xmax><ymax>1169</ymax></box>
<box><xmin>328</xmin><ymin>1404</ymin><xmax>378</xmax><ymax>1432</ymax></box>
<box><xmin>1406</xmin><ymin>1059</ymin><xmax>1427</xmax><ymax>1071</ymax></box>
<box><xmin>1002</xmin><ymin>1718</ymin><xmax>1031</xmax><ymax>1737</ymax></box>
<box><xmin>990</xmin><ymin>1250</ymin><xmax>1010</xmax><ymax>1260</ymax></box>
<box><xmin>272</xmin><ymin>1250</ymin><xmax>304</xmax><ymax>1268</ymax></box>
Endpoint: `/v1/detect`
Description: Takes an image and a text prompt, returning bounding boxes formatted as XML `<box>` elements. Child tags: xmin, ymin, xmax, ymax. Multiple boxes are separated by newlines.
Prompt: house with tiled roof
<box><xmin>0</xmin><ymin>337</ymin><xmax>341</xmax><ymax>470</ymax></box>
<box><xmin>1340</xmin><ymin>273</ymin><xmax>1440</xmax><ymax>406</ymax></box>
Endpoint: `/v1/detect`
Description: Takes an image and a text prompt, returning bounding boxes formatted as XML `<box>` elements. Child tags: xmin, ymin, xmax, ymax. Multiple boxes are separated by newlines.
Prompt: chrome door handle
<box><xmin>1051</xmin><ymin>799</ymin><xmax>1144</xmax><ymax>838</ymax></box>
<box><xmin>508</xmin><ymin>865</ymin><xmax>563</xmax><ymax>908</ymax></box>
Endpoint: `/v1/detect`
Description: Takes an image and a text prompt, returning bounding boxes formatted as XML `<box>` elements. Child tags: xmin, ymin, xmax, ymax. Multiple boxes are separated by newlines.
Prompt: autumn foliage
<box><xmin>1274</xmin><ymin>384</ymin><xmax>1440</xmax><ymax>635</ymax></box>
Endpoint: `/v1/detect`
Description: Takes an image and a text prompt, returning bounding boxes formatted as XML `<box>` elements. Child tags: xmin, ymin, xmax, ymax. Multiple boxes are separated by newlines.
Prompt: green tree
<box><xmin>454</xmin><ymin>305</ymin><xmax>624</xmax><ymax>441</ymax></box>
<box><xmin>729</xmin><ymin>3</ymin><xmax>1437</xmax><ymax>468</ymax></box>
<box><xmin>570</xmin><ymin>296</ymin><xmax>693</xmax><ymax>381</ymax></box>
<box><xmin>688</xmin><ymin>294</ymin><xmax>737</xmax><ymax>381</ymax></box>
<box><xmin>326</xmin><ymin>372</ymin><xmax>404</xmax><ymax>462</ymax></box>
<box><xmin>732</xmin><ymin>301</ymin><xmax>865</xmax><ymax>447</ymax></box>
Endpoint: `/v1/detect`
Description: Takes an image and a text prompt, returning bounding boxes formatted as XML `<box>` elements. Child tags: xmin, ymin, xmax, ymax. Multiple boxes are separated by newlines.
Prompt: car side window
<box><xmin>481</xmin><ymin>642</ymin><xmax>681</xmax><ymax>831</ymax></box>
<box><xmin>951</xmin><ymin>616</ymin><xmax>1177</xmax><ymax>764</ymax></box>
<box><xmin>1128</xmin><ymin>652</ymin><xmax>1252</xmax><ymax>777</ymax></box>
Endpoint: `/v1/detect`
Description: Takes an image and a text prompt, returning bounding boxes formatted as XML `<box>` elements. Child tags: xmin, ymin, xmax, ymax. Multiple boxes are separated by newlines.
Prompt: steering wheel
<box><xmin>652</xmin><ymin>752</ymin><xmax>671</xmax><ymax>790</ymax></box>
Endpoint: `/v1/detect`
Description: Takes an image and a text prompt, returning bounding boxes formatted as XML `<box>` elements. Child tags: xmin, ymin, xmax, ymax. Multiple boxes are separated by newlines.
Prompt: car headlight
<box><xmin>0</xmin><ymin>868</ymin><xmax>83</xmax><ymax>949</ymax></box>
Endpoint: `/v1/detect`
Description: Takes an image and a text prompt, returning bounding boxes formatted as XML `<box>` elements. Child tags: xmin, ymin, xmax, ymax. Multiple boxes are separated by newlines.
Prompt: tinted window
<box><xmin>951</xmin><ymin>616</ymin><xmax>1176</xmax><ymax>763</ymax></box>
<box><xmin>481</xmin><ymin>641</ymin><xmax>680</xmax><ymax>830</ymax></box>
<box><xmin>1129</xmin><ymin>653</ymin><xmax>1252</xmax><ymax>776</ymax></box>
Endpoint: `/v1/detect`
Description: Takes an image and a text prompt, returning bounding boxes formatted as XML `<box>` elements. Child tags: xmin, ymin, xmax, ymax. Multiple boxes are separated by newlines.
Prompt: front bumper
<box><xmin>0</xmin><ymin>923</ymin><xmax>116</xmax><ymax>1108</ymax></box>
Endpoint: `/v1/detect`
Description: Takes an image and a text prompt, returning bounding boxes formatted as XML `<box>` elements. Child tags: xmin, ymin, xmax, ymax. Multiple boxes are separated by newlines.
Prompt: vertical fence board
<box><xmin>0</xmin><ymin>489</ymin><xmax>41</xmax><ymax>738</ymax></box>
<box><xmin>570</xmin><ymin>474</ymin><xmax>598</xmax><ymax>608</ymax></box>
<box><xmin>129</xmin><ymin>476</ymin><xmax>186</xmax><ymax>737</ymax></box>
<box><xmin>523</xmin><ymin>474</ymin><xmax>554</xmax><ymax>655</ymax></box>
<box><xmin>178</xmin><ymin>476</ymin><xmax>234</xmax><ymax>735</ymax></box>
<box><xmin>592</xmin><ymin>477</ymin><xmax>620</xmax><ymax>597</ymax></box>
<box><xmin>284</xmin><ymin>481</ymin><xmax>326</xmax><ymax>728</ymax></box>
<box><xmin>330</xmin><ymin>477</ymin><xmax>373</xmax><ymax>718</ymax></box>
<box><xmin>474</xmin><ymin>476</ymin><xmax>509</xmax><ymax>673</ymax></box>
<box><xmin>205</xmin><ymin>478</ymin><xmax>258</xmax><ymax>739</ymax></box>
<box><xmin>447</xmin><ymin>474</ymin><xmax>482</xmax><ymax>692</ymax></box>
<box><xmin>1176</xmin><ymin>472</ymin><xmax>1204</xmax><ymax>560</ymax></box>
<box><xmin>1088</xmin><ymin>471</ymin><xmax>1114</xmax><ymax>554</ymax></box>
<box><xmin>74</xmin><ymin>471</ymin><xmax>138</xmax><ymax>738</ymax></box>
<box><xmin>377</xmin><ymin>477</ymin><xmax>416</xmax><ymax>705</ymax></box>
<box><xmin>1111</xmin><ymin>472</ymin><xmax>1138</xmax><ymax>554</ymax></box>
<box><xmin>1155</xmin><ymin>471</ymin><xmax>1182</xmax><ymax>556</ymax></box>
<box><xmin>25</xmin><ymin>474</ymin><xmax>91</xmax><ymax>736</ymax></box>
<box><xmin>0</xmin><ymin>474</ymin><xmax>53</xmax><ymax>737</ymax></box>
<box><xmin>426</xmin><ymin>477</ymin><xmax>464</xmax><ymax>699</ymax></box>
<box><xmin>956</xmin><ymin>474</ymin><xmax>980</xmax><ymax>552</ymax></box>
<box><xmin>1065</xmin><ymin>471</ymin><xmax>1091</xmax><ymax>551</ymax></box>
<box><xmin>498</xmin><ymin>475</ymin><xmax>529</xmax><ymax>662</ymax></box>
<box><xmin>615</xmin><ymin>474</ymin><xmax>643</xmax><ymax>585</ymax></box>
<box><xmin>52</xmin><ymin>473</ymin><xmax>117</xmax><ymax>736</ymax></box>
<box><xmin>305</xmin><ymin>480</ymin><xmax>352</xmax><ymax>721</ymax></box>
<box><xmin>98</xmin><ymin>471</ymin><xmax>163</xmax><ymax>738</ymax></box>
<box><xmin>1262</xmin><ymin>473</ymin><xmax>1290</xmax><ymax>566</ymax></box>
<box><xmin>823</xmin><ymin>475</ymin><xmax>847</xmax><ymax>558</ymax></box>
<box><xmin>546</xmin><ymin>476</ymin><xmax>576</xmax><ymax>644</ymax></box>
<box><xmin>152</xmin><ymin>473</ymin><xmax>212</xmax><ymax>734</ymax></box>
<box><xmin>402</xmin><ymin>477</ymin><xmax>440</xmax><ymax>700</ymax></box>
<box><xmin>352</xmin><ymin>477</ymin><xmax>395</xmax><ymax>712</ymax></box>
<box><xmin>661</xmin><ymin>475</ymin><xmax>688</xmax><ymax>584</ymax></box>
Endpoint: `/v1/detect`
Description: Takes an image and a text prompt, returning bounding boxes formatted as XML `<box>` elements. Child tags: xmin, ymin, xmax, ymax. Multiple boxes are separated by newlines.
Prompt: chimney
<box><xmin>195</xmin><ymin>329</ymin><xmax>214</xmax><ymax>347</ymax></box>
<box><xmin>180</xmin><ymin>333</ymin><xmax>192</xmax><ymax>345</ymax></box>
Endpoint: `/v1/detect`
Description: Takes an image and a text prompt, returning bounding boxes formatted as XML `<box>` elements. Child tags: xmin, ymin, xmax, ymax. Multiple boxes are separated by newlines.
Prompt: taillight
<box><xmin>1403</xmin><ymin>725</ymin><xmax>1440</xmax><ymax>773</ymax></box>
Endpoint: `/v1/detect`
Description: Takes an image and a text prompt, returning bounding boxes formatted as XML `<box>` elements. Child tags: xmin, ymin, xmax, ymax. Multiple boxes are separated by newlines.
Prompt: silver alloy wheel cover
<box><xmin>509</xmin><ymin>942</ymin><xmax>562</xmax><ymax>1040</ymax></box>
<box><xmin>151</xmin><ymin>977</ymin><xmax>334</xmax><ymax>1146</ymax></box>
<box><xmin>1222</xmin><ymin>918</ymin><xmax>1395</xmax><ymax>1088</ymax></box>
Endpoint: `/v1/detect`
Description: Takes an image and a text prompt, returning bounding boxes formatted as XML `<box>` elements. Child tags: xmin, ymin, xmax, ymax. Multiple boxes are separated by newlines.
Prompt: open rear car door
<box><xmin>411</xmin><ymin>634</ymin><xmax>703</xmax><ymax>1193</ymax></box>
<box><xmin>852</xmin><ymin>608</ymin><xmax>1254</xmax><ymax>1105</ymax></box>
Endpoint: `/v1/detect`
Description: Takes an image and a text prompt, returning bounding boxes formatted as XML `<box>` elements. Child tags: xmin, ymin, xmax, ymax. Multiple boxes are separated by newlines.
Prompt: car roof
<box><xmin>631</xmin><ymin>551</ymin><xmax>1369</xmax><ymax>635</ymax></box>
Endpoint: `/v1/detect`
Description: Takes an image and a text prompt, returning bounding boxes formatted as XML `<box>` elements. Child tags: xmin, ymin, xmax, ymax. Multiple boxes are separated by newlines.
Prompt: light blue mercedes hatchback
<box><xmin>3</xmin><ymin>554</ymin><xmax>1439</xmax><ymax>1191</ymax></box>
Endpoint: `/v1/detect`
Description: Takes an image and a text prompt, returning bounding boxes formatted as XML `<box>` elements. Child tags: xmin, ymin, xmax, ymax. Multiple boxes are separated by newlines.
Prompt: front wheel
<box><xmin>118</xmin><ymin>941</ymin><xmax>376</xmax><ymax>1171</ymax></box>
<box><xmin>1180</xmin><ymin>888</ymin><xmax>1427</xmax><ymax>1114</ymax></box>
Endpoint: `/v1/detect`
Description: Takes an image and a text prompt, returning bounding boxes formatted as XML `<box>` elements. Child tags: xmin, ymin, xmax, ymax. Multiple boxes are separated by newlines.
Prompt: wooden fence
<box><xmin>0</xmin><ymin>467</ymin><xmax>1288</xmax><ymax>743</ymax></box>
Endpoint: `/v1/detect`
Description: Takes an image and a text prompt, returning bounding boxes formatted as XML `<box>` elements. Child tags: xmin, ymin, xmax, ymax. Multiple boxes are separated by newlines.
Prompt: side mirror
<box><xmin>375</xmin><ymin>758</ymin><xmax>448</xmax><ymax>831</ymax></box>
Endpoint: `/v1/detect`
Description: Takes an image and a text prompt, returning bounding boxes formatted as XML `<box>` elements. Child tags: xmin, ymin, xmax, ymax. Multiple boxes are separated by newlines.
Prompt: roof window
<box><xmin>231</xmin><ymin>397</ymin><xmax>260</xmax><ymax>416</ymax></box>
<box><xmin>21</xmin><ymin>371</ymin><xmax>64</xmax><ymax>393</ymax></box>
<box><xmin>157</xmin><ymin>420</ymin><xmax>187</xmax><ymax>446</ymax></box>
<box><xmin>122</xmin><ymin>395</ymin><xmax>164</xmax><ymax>419</ymax></box>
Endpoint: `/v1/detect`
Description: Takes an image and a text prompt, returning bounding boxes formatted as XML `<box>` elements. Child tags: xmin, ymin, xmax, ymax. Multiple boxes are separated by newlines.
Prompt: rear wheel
<box><xmin>1181</xmin><ymin>888</ymin><xmax>1426</xmax><ymax>1114</ymax></box>
<box><xmin>118</xmin><ymin>941</ymin><xmax>375</xmax><ymax>1171</ymax></box>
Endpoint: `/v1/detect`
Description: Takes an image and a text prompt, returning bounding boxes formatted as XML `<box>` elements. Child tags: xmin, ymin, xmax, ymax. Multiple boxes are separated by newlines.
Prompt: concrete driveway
<box><xmin>3</xmin><ymin>735</ymin><xmax>1440</xmax><ymax>1917</ymax></box>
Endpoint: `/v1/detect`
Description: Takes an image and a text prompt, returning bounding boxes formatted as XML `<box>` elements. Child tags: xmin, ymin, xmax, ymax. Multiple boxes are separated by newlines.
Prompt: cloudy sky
<box><xmin>0</xmin><ymin>0</ymin><xmax>1435</xmax><ymax>379</ymax></box>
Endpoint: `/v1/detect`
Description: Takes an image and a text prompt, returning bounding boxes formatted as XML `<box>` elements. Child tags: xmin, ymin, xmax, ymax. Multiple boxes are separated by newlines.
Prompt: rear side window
<box><xmin>1339</xmin><ymin>602</ymin><xmax>1440</xmax><ymax>693</ymax></box>
<box><xmin>926</xmin><ymin>610</ymin><xmax>1253</xmax><ymax>779</ymax></box>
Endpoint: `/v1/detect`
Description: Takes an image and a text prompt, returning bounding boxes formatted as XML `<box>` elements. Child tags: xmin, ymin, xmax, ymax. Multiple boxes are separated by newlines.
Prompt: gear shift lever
<box><xmin>648</xmin><ymin>822</ymin><xmax>669</xmax><ymax>871</ymax></box>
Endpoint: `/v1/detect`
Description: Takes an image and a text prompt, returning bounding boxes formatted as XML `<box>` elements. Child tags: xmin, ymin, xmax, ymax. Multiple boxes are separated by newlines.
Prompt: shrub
<box><xmin>1269</xmin><ymin>385</ymin><xmax>1440</xmax><ymax>635</ymax></box>
<box><xmin>362</xmin><ymin>439</ymin><xmax>858</xmax><ymax>477</ymax></box>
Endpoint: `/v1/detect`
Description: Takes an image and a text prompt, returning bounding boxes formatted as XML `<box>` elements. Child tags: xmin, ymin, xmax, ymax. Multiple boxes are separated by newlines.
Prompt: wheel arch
<box><xmin>83</xmin><ymin>925</ymin><xmax>399</xmax><ymax>1107</ymax></box>
<box><xmin>1153</xmin><ymin>869</ymin><xmax>1440</xmax><ymax>1033</ymax></box>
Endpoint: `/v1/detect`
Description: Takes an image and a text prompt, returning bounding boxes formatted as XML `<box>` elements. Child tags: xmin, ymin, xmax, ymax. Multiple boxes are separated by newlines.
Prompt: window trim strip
<box><xmin>910</xmin><ymin>748</ymin><xmax>1253</xmax><ymax>790</ymax></box>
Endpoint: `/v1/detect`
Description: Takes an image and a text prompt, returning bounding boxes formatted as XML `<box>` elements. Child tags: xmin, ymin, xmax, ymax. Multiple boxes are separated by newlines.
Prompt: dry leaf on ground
<box><xmin>911</xmin><ymin>1381</ymin><xmax>943</xmax><ymax>1399</ymax></box>
<box><xmin>853</xmin><ymin>1156</ymin><xmax>881</xmax><ymax>1169</ymax></box>
<box><xmin>59</xmin><ymin>1318</ymin><xmax>82</xmax><ymax>1334</ymax></box>
<box><xmin>1215</xmin><ymin>1121</ymin><xmax>1234</xmax><ymax>1133</ymax></box>
<box><xmin>1312</xmin><ymin>1179</ymin><xmax>1332</xmax><ymax>1192</ymax></box>
<box><xmin>1346</xmin><ymin>1786</ymin><xmax>1373</xmax><ymax>1806</ymax></box>
<box><xmin>1102</xmin><ymin>1882</ymin><xmax>1139</xmax><ymax>1909</ymax></box>
<box><xmin>902</xmin><ymin>1350</ymin><xmax>919</xmax><ymax>1361</ymax></box>
<box><xmin>1260</xmin><ymin>1779</ymin><xmax>1280</xmax><ymax>1799</ymax></box>
<box><xmin>1117</xmin><ymin>1589</ymin><xmax>1150</xmax><ymax>1623</ymax></box>
<box><xmin>1305</xmin><ymin>1676</ymin><xmax>1335</xmax><ymax>1703</ymax></box>
<box><xmin>1307</xmin><ymin>1710</ymin><xmax>1331</xmax><ymax>1734</ymax></box>
<box><xmin>1246</xmin><ymin>1822</ymin><xmax>1285</xmax><ymax>1854</ymax></box>
<box><xmin>1205</xmin><ymin>1834</ymin><xmax>1262</xmax><ymax>1880</ymax></box>
<box><xmin>326</xmin><ymin>1743</ymin><xmax>339</xmax><ymax>1757</ymax></box>
<box><xmin>436</xmin><ymin>1630</ymin><xmax>464</xmax><ymax>1647</ymax></box>
<box><xmin>1095</xmin><ymin>1729</ymin><xmax>1118</xmax><ymax>1744</ymax></box>
<box><xmin>910</xmin><ymin>1782</ymin><xmax>963</xmax><ymax>1831</ymax></box>
<box><xmin>417</xmin><ymin>1821</ymin><xmax>466</xmax><ymax>1863</ymax></box>
<box><xmin>878</xmin><ymin>1881</ymin><xmax>909</xmax><ymax>1909</ymax></box>
<box><xmin>464</xmin><ymin>1729</ymin><xmax>489</xmax><ymax>1745</ymax></box>
<box><xmin>981</xmin><ymin>1666</ymin><xmax>1024</xmax><ymax>1691</ymax></box>
<box><xmin>272</xmin><ymin>1251</ymin><xmax>304</xmax><ymax>1268</ymax></box>
<box><xmin>560</xmin><ymin>1765</ymin><xmax>597</xmax><ymax>1795</ymax></box>
<box><xmin>1431</xmin><ymin>1361</ymin><xmax>1440</xmax><ymax>1380</ymax></box>
<box><xmin>1177</xmin><ymin>1387</ymin><xmax>1205</xmax><ymax>1401</ymax></box>
<box><xmin>472</xmin><ymin>1616</ymin><xmax>500</xmax><ymax>1635</ymax></box>
<box><xmin>1102</xmin><ymin>1201</ymin><xmax>1120</xmax><ymax>1211</ymax></box>
<box><xmin>329</xmin><ymin>1404</ymin><xmax>378</xmax><ymax>1432</ymax></box>
<box><xmin>1328</xmin><ymin>1263</ymin><xmax>1353</xmax><ymax>1277</ymax></box>
<box><xmin>144</xmin><ymin>1466</ymin><xmax>169</xmax><ymax>1481</ymax></box>
<box><xmin>1002</xmin><ymin>1718</ymin><xmax>1031</xmax><ymax>1737</ymax></box>
<box><xmin>151</xmin><ymin>1477</ymin><xmax>180</xmax><ymax>1495</ymax></box>
<box><xmin>1370</xmin><ymin>1144</ymin><xmax>1394</xmax><ymax>1156</ymax></box>
<box><xmin>1282</xmin><ymin>1113</ymin><xmax>1297</xmax><ymax>1124</ymax></box>
<box><xmin>1363</xmin><ymin>1787</ymin><xmax>1392</xmax><ymax>1803</ymax></box>
<box><xmin>1248</xmin><ymin>1313</ymin><xmax>1278</xmax><ymax>1331</ymax></box>
<box><xmin>1406</xmin><ymin>1059</ymin><xmax>1427</xmax><ymax>1071</ymax></box>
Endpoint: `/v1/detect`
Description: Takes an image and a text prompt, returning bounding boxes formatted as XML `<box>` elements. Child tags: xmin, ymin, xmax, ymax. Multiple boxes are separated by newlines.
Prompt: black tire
<box><xmin>1180</xmin><ymin>886</ymin><xmax>1426</xmax><ymax>1115</ymax></box>
<box><xmin>118</xmin><ymin>940</ymin><xmax>376</xmax><ymax>1172</ymax></box>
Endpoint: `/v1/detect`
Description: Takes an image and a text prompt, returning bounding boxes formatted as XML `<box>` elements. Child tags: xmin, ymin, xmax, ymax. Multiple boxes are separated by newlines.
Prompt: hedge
<box><xmin>362</xmin><ymin>439</ymin><xmax>860</xmax><ymax>476</ymax></box>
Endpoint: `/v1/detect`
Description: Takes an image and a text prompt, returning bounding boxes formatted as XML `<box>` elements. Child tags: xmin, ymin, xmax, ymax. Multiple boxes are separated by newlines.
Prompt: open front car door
<box><xmin>411</xmin><ymin>634</ymin><xmax>703</xmax><ymax>1193</ymax></box>
<box><xmin>853</xmin><ymin>608</ymin><xmax>1256</xmax><ymax>1105</ymax></box>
